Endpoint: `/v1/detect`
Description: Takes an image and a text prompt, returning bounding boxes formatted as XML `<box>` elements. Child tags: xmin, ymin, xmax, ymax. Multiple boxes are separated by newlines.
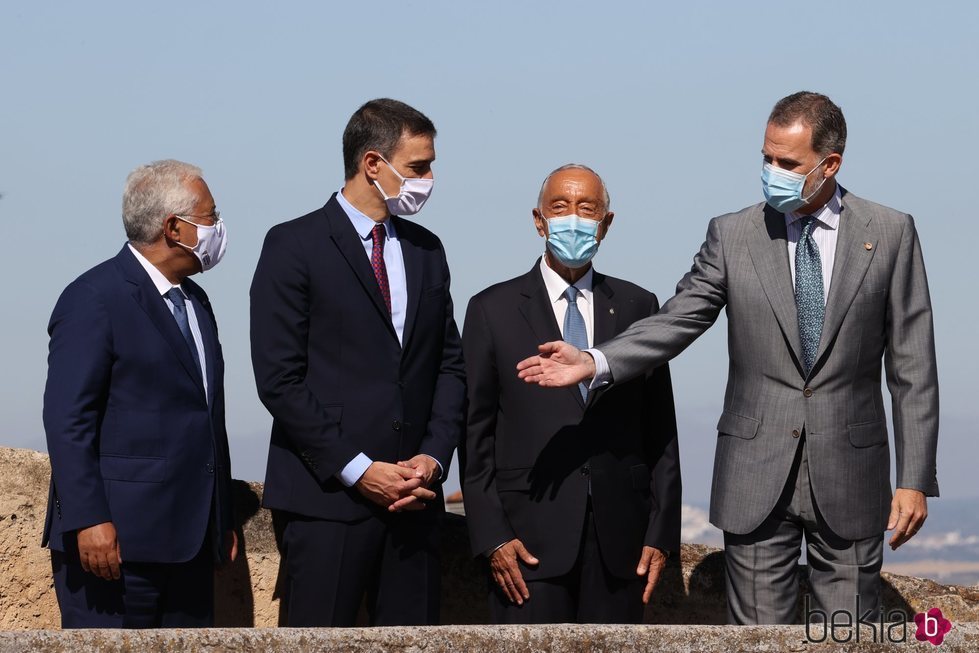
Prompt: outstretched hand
<box><xmin>516</xmin><ymin>341</ymin><xmax>596</xmax><ymax>388</ymax></box>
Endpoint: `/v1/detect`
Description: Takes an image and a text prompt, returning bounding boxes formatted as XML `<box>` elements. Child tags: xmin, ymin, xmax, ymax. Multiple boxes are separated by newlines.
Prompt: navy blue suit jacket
<box><xmin>42</xmin><ymin>245</ymin><xmax>234</xmax><ymax>564</ymax></box>
<box><xmin>251</xmin><ymin>194</ymin><xmax>466</xmax><ymax>522</ymax></box>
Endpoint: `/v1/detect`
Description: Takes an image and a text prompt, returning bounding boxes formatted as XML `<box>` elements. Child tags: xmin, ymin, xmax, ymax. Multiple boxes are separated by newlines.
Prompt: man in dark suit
<box><xmin>518</xmin><ymin>93</ymin><xmax>939</xmax><ymax>624</ymax></box>
<box><xmin>251</xmin><ymin>98</ymin><xmax>466</xmax><ymax>627</ymax></box>
<box><xmin>43</xmin><ymin>159</ymin><xmax>236</xmax><ymax>628</ymax></box>
<box><xmin>463</xmin><ymin>164</ymin><xmax>681</xmax><ymax>624</ymax></box>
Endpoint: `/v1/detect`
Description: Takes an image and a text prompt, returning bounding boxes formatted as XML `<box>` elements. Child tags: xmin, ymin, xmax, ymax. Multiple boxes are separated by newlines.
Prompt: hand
<box><xmin>76</xmin><ymin>522</ymin><xmax>122</xmax><ymax>581</ymax></box>
<box><xmin>636</xmin><ymin>546</ymin><xmax>668</xmax><ymax>604</ymax></box>
<box><xmin>888</xmin><ymin>488</ymin><xmax>927</xmax><ymax>550</ymax></box>
<box><xmin>355</xmin><ymin>461</ymin><xmax>426</xmax><ymax>509</ymax></box>
<box><xmin>226</xmin><ymin>529</ymin><xmax>238</xmax><ymax>563</ymax></box>
<box><xmin>516</xmin><ymin>341</ymin><xmax>596</xmax><ymax>388</ymax></box>
<box><xmin>396</xmin><ymin>454</ymin><xmax>439</xmax><ymax>487</ymax></box>
<box><xmin>489</xmin><ymin>539</ymin><xmax>539</xmax><ymax>606</ymax></box>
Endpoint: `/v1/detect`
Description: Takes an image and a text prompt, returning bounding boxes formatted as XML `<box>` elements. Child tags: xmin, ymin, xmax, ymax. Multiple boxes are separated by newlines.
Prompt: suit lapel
<box><xmin>116</xmin><ymin>247</ymin><xmax>206</xmax><ymax>396</ymax></box>
<box><xmin>518</xmin><ymin>260</ymin><xmax>585</xmax><ymax>409</ymax></box>
<box><xmin>592</xmin><ymin>273</ymin><xmax>618</xmax><ymax>345</ymax></box>
<box><xmin>324</xmin><ymin>197</ymin><xmax>399</xmax><ymax>342</ymax></box>
<box><xmin>397</xmin><ymin>218</ymin><xmax>424</xmax><ymax>352</ymax></box>
<box><xmin>746</xmin><ymin>205</ymin><xmax>805</xmax><ymax>370</ymax></box>
<box><xmin>812</xmin><ymin>190</ymin><xmax>876</xmax><ymax>370</ymax></box>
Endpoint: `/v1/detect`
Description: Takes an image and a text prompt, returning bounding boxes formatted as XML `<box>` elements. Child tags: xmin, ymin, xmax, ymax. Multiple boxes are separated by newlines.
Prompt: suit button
<box><xmin>206</xmin><ymin>463</ymin><xmax>215</xmax><ymax>474</ymax></box>
<box><xmin>792</xmin><ymin>429</ymin><xmax>801</xmax><ymax>438</ymax></box>
<box><xmin>580</xmin><ymin>466</ymin><xmax>590</xmax><ymax>477</ymax></box>
<box><xmin>392</xmin><ymin>419</ymin><xmax>402</xmax><ymax>431</ymax></box>
<box><xmin>803</xmin><ymin>387</ymin><xmax>814</xmax><ymax>398</ymax></box>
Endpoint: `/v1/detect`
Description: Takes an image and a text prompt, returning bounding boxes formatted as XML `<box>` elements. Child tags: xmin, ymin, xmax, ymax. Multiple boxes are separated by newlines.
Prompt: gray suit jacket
<box><xmin>599</xmin><ymin>187</ymin><xmax>939</xmax><ymax>540</ymax></box>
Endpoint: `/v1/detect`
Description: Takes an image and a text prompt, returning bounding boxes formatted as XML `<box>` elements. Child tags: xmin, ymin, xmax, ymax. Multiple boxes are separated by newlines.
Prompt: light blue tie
<box><xmin>563</xmin><ymin>286</ymin><xmax>589</xmax><ymax>400</ymax></box>
<box><xmin>795</xmin><ymin>216</ymin><xmax>824</xmax><ymax>374</ymax></box>
<box><xmin>165</xmin><ymin>288</ymin><xmax>202</xmax><ymax>376</ymax></box>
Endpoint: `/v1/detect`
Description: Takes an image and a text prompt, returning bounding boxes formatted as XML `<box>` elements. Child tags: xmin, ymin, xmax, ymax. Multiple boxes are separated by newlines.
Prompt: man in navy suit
<box><xmin>251</xmin><ymin>98</ymin><xmax>466</xmax><ymax>626</ymax></box>
<box><xmin>43</xmin><ymin>159</ymin><xmax>237</xmax><ymax>628</ymax></box>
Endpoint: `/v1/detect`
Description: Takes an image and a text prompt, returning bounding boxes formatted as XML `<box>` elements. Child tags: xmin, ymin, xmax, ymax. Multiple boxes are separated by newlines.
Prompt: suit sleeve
<box><xmin>599</xmin><ymin>217</ymin><xmax>728</xmax><ymax>385</ymax></box>
<box><xmin>415</xmin><ymin>242</ymin><xmax>467</xmax><ymax>478</ymax></box>
<box><xmin>461</xmin><ymin>295</ymin><xmax>516</xmax><ymax>557</ymax></box>
<box><xmin>640</xmin><ymin>295</ymin><xmax>682</xmax><ymax>553</ymax></box>
<box><xmin>250</xmin><ymin>225</ymin><xmax>360</xmax><ymax>482</ymax></box>
<box><xmin>884</xmin><ymin>215</ymin><xmax>939</xmax><ymax>496</ymax></box>
<box><xmin>42</xmin><ymin>280</ymin><xmax>113</xmax><ymax>533</ymax></box>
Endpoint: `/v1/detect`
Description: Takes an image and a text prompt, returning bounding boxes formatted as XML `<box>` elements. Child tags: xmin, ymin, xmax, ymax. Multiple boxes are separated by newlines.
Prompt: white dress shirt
<box><xmin>127</xmin><ymin>244</ymin><xmax>208</xmax><ymax>400</ymax></box>
<box><xmin>333</xmin><ymin>190</ymin><xmax>442</xmax><ymax>487</ymax></box>
<box><xmin>539</xmin><ymin>257</ymin><xmax>595</xmax><ymax>347</ymax></box>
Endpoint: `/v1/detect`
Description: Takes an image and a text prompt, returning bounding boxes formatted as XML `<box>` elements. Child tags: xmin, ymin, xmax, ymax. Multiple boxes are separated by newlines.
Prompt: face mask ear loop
<box><xmin>801</xmin><ymin>156</ymin><xmax>830</xmax><ymax>204</ymax></box>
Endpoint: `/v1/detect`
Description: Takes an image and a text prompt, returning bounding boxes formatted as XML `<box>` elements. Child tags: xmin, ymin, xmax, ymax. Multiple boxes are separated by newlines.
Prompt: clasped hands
<box><xmin>491</xmin><ymin>539</ymin><xmax>668</xmax><ymax>606</ymax></box>
<box><xmin>355</xmin><ymin>455</ymin><xmax>439</xmax><ymax>512</ymax></box>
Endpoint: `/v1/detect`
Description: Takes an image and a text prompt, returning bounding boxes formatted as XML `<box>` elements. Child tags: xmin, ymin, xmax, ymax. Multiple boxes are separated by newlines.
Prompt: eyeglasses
<box><xmin>173</xmin><ymin>210</ymin><xmax>221</xmax><ymax>226</ymax></box>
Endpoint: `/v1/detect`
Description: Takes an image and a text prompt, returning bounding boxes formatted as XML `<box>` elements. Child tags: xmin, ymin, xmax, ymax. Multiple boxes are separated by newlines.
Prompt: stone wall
<box><xmin>2</xmin><ymin>446</ymin><xmax>978</xmax><ymax>629</ymax></box>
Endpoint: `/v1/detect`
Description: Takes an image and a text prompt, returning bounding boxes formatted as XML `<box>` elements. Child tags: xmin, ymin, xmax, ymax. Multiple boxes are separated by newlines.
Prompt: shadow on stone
<box><xmin>214</xmin><ymin>480</ymin><xmax>261</xmax><ymax>627</ymax></box>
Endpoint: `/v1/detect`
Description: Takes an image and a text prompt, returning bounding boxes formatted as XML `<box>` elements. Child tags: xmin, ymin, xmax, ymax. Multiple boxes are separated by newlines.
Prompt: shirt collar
<box><xmin>127</xmin><ymin>243</ymin><xmax>186</xmax><ymax>298</ymax></box>
<box><xmin>337</xmin><ymin>189</ymin><xmax>397</xmax><ymax>241</ymax></box>
<box><xmin>786</xmin><ymin>184</ymin><xmax>842</xmax><ymax>230</ymax></box>
<box><xmin>539</xmin><ymin>257</ymin><xmax>594</xmax><ymax>304</ymax></box>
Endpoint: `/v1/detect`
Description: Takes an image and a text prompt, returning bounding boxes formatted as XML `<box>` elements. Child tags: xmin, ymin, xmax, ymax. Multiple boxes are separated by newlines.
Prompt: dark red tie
<box><xmin>371</xmin><ymin>223</ymin><xmax>391</xmax><ymax>314</ymax></box>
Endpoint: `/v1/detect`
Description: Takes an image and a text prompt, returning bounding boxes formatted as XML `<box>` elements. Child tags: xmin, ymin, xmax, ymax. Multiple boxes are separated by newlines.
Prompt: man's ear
<box><xmin>163</xmin><ymin>215</ymin><xmax>182</xmax><ymax>242</ymax></box>
<box><xmin>823</xmin><ymin>153</ymin><xmax>843</xmax><ymax>179</ymax></box>
<box><xmin>597</xmin><ymin>212</ymin><xmax>615</xmax><ymax>242</ymax></box>
<box><xmin>363</xmin><ymin>150</ymin><xmax>383</xmax><ymax>181</ymax></box>
<box><xmin>533</xmin><ymin>208</ymin><xmax>547</xmax><ymax>238</ymax></box>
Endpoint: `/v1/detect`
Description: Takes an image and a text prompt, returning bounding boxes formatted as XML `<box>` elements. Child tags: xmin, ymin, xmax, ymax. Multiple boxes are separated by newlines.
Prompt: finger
<box><xmin>514</xmin><ymin>542</ymin><xmax>539</xmax><ymax>566</ymax></box>
<box><xmin>538</xmin><ymin>341</ymin><xmax>563</xmax><ymax>355</ymax></box>
<box><xmin>503</xmin><ymin>571</ymin><xmax>523</xmax><ymax>605</ymax></box>
<box><xmin>388</xmin><ymin>495</ymin><xmax>419</xmax><ymax>512</ymax></box>
<box><xmin>412</xmin><ymin>487</ymin><xmax>437</xmax><ymax>501</ymax></box>
<box><xmin>393</xmin><ymin>465</ymin><xmax>423</xmax><ymax>480</ymax></box>
<box><xmin>506</xmin><ymin>561</ymin><xmax>530</xmax><ymax>600</ymax></box>
<box><xmin>494</xmin><ymin>571</ymin><xmax>515</xmax><ymax>603</ymax></box>
<box><xmin>887</xmin><ymin>499</ymin><xmax>901</xmax><ymax>530</ymax></box>
<box><xmin>889</xmin><ymin>510</ymin><xmax>913</xmax><ymax>547</ymax></box>
<box><xmin>643</xmin><ymin>567</ymin><xmax>662</xmax><ymax>604</ymax></box>
<box><xmin>637</xmin><ymin>548</ymin><xmax>654</xmax><ymax>575</ymax></box>
<box><xmin>95</xmin><ymin>553</ymin><xmax>112</xmax><ymax>581</ymax></box>
<box><xmin>79</xmin><ymin>551</ymin><xmax>92</xmax><ymax>575</ymax></box>
<box><xmin>108</xmin><ymin>550</ymin><xmax>122</xmax><ymax>580</ymax></box>
<box><xmin>516</xmin><ymin>356</ymin><xmax>541</xmax><ymax>372</ymax></box>
<box><xmin>394</xmin><ymin>478</ymin><xmax>424</xmax><ymax>496</ymax></box>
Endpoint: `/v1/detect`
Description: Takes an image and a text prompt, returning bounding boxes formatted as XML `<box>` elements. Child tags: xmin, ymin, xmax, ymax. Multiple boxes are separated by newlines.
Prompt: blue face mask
<box><xmin>761</xmin><ymin>157</ymin><xmax>828</xmax><ymax>213</ymax></box>
<box><xmin>545</xmin><ymin>214</ymin><xmax>601</xmax><ymax>268</ymax></box>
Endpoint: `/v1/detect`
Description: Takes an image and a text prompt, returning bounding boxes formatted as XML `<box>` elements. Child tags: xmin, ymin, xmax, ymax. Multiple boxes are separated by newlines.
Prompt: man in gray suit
<box><xmin>516</xmin><ymin>91</ymin><xmax>939</xmax><ymax>624</ymax></box>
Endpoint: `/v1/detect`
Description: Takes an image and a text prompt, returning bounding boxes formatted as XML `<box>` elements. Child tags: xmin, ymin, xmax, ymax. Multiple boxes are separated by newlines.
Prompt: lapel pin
<box><xmin>864</xmin><ymin>242</ymin><xmax>873</xmax><ymax>250</ymax></box>
<box><xmin>609</xmin><ymin>308</ymin><xmax>615</xmax><ymax>315</ymax></box>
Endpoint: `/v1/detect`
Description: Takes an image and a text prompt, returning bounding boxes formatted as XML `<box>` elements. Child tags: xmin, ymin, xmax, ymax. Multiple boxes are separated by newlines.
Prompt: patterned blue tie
<box><xmin>795</xmin><ymin>216</ymin><xmax>824</xmax><ymax>374</ymax></box>
<box><xmin>165</xmin><ymin>288</ymin><xmax>202</xmax><ymax>376</ymax></box>
<box><xmin>563</xmin><ymin>286</ymin><xmax>589</xmax><ymax>400</ymax></box>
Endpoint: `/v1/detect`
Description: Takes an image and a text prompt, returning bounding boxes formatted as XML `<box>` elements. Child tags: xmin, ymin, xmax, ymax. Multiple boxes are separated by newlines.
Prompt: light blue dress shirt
<box><xmin>333</xmin><ymin>190</ymin><xmax>442</xmax><ymax>487</ymax></box>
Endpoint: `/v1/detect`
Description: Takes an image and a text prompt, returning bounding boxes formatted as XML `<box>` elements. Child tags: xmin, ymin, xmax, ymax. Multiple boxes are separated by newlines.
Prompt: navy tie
<box><xmin>795</xmin><ymin>216</ymin><xmax>824</xmax><ymax>374</ymax></box>
<box><xmin>563</xmin><ymin>286</ymin><xmax>589</xmax><ymax>400</ymax></box>
<box><xmin>165</xmin><ymin>288</ymin><xmax>202</xmax><ymax>376</ymax></box>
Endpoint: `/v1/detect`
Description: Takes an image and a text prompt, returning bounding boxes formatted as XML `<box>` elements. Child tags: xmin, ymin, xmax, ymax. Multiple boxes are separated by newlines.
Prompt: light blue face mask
<box><xmin>761</xmin><ymin>157</ymin><xmax>828</xmax><ymax>213</ymax></box>
<box><xmin>545</xmin><ymin>214</ymin><xmax>601</xmax><ymax>268</ymax></box>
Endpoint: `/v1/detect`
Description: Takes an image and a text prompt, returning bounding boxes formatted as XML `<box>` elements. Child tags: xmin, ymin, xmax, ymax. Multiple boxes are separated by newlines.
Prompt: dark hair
<box><xmin>342</xmin><ymin>98</ymin><xmax>436</xmax><ymax>180</ymax></box>
<box><xmin>768</xmin><ymin>91</ymin><xmax>847</xmax><ymax>155</ymax></box>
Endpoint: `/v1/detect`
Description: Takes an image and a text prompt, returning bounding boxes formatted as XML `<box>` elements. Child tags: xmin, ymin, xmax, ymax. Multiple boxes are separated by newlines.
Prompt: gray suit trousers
<box><xmin>723</xmin><ymin>436</ymin><xmax>883</xmax><ymax>624</ymax></box>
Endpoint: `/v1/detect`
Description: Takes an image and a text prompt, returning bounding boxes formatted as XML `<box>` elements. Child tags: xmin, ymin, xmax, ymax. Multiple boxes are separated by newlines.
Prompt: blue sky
<box><xmin>1</xmin><ymin>1</ymin><xmax>976</xmax><ymax>503</ymax></box>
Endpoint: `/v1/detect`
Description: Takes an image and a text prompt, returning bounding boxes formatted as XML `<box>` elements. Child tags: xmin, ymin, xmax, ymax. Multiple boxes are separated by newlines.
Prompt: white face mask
<box><xmin>373</xmin><ymin>154</ymin><xmax>434</xmax><ymax>216</ymax></box>
<box><xmin>174</xmin><ymin>215</ymin><xmax>228</xmax><ymax>272</ymax></box>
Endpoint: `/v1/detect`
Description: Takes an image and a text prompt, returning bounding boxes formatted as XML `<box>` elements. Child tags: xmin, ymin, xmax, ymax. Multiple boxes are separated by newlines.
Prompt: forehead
<box><xmin>763</xmin><ymin>121</ymin><xmax>814</xmax><ymax>157</ymax></box>
<box><xmin>542</xmin><ymin>169</ymin><xmax>604</xmax><ymax>201</ymax></box>
<box><xmin>389</xmin><ymin>131</ymin><xmax>435</xmax><ymax>161</ymax></box>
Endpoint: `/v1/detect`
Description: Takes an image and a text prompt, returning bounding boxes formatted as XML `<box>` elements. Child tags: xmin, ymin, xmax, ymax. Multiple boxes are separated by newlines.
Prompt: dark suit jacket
<box><xmin>462</xmin><ymin>262</ymin><xmax>681</xmax><ymax>581</ymax></box>
<box><xmin>42</xmin><ymin>245</ymin><xmax>235</xmax><ymax>564</ymax></box>
<box><xmin>251</xmin><ymin>194</ymin><xmax>466</xmax><ymax>522</ymax></box>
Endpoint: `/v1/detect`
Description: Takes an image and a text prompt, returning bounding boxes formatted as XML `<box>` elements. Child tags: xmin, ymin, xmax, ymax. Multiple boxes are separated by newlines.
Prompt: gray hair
<box><xmin>537</xmin><ymin>163</ymin><xmax>611</xmax><ymax>212</ymax></box>
<box><xmin>122</xmin><ymin>159</ymin><xmax>203</xmax><ymax>246</ymax></box>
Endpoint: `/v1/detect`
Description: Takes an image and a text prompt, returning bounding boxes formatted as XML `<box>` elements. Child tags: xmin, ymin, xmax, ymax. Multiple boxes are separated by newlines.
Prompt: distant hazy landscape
<box><xmin>682</xmin><ymin>497</ymin><xmax>979</xmax><ymax>587</ymax></box>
